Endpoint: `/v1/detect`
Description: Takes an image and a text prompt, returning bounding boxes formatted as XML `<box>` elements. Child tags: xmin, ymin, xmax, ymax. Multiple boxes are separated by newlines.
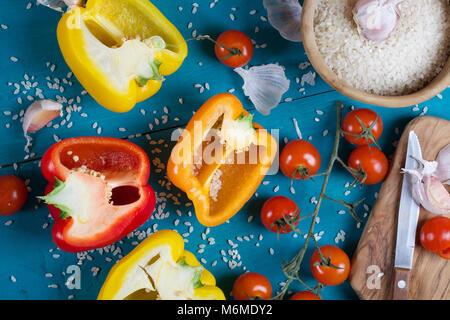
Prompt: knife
<box><xmin>392</xmin><ymin>130</ymin><xmax>422</xmax><ymax>300</ymax></box>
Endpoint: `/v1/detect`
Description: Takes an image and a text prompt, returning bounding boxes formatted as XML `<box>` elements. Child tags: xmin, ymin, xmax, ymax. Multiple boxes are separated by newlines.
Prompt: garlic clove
<box><xmin>353</xmin><ymin>0</ymin><xmax>402</xmax><ymax>42</ymax></box>
<box><xmin>435</xmin><ymin>144</ymin><xmax>450</xmax><ymax>184</ymax></box>
<box><xmin>409</xmin><ymin>176</ymin><xmax>432</xmax><ymax>213</ymax></box>
<box><xmin>23</xmin><ymin>100</ymin><xmax>63</xmax><ymax>134</ymax></box>
<box><xmin>263</xmin><ymin>0</ymin><xmax>303</xmax><ymax>42</ymax></box>
<box><xmin>420</xmin><ymin>176</ymin><xmax>450</xmax><ymax>214</ymax></box>
<box><xmin>37</xmin><ymin>0</ymin><xmax>84</xmax><ymax>12</ymax></box>
<box><xmin>23</xmin><ymin>99</ymin><xmax>62</xmax><ymax>150</ymax></box>
<box><xmin>402</xmin><ymin>145</ymin><xmax>450</xmax><ymax>215</ymax></box>
<box><xmin>63</xmin><ymin>0</ymin><xmax>84</xmax><ymax>7</ymax></box>
<box><xmin>234</xmin><ymin>64</ymin><xmax>290</xmax><ymax>116</ymax></box>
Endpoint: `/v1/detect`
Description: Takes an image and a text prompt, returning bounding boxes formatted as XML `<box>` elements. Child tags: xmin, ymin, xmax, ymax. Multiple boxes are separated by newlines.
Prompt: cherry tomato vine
<box><xmin>273</xmin><ymin>102</ymin><xmax>385</xmax><ymax>299</ymax></box>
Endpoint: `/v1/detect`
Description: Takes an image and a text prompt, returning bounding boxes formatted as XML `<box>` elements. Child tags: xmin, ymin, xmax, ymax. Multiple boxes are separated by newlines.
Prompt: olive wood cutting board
<box><xmin>349</xmin><ymin>115</ymin><xmax>450</xmax><ymax>300</ymax></box>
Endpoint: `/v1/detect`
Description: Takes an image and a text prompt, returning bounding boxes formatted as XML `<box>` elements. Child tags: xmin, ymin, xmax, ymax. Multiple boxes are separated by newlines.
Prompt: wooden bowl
<box><xmin>301</xmin><ymin>0</ymin><xmax>450</xmax><ymax>108</ymax></box>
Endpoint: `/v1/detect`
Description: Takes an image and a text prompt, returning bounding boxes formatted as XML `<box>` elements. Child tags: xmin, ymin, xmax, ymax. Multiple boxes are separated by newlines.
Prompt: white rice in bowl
<box><xmin>314</xmin><ymin>0</ymin><xmax>450</xmax><ymax>96</ymax></box>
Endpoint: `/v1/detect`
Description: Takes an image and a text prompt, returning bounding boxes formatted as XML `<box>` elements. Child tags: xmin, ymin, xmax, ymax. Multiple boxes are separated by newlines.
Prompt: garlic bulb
<box><xmin>234</xmin><ymin>64</ymin><xmax>290</xmax><ymax>116</ymax></box>
<box><xmin>402</xmin><ymin>143</ymin><xmax>450</xmax><ymax>215</ymax></box>
<box><xmin>37</xmin><ymin>0</ymin><xmax>84</xmax><ymax>12</ymax></box>
<box><xmin>353</xmin><ymin>0</ymin><xmax>404</xmax><ymax>42</ymax></box>
<box><xmin>263</xmin><ymin>0</ymin><xmax>302</xmax><ymax>42</ymax></box>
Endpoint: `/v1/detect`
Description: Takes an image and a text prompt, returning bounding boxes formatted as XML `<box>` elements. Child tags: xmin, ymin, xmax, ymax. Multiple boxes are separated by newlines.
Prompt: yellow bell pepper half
<box><xmin>98</xmin><ymin>230</ymin><xmax>225</xmax><ymax>300</ymax></box>
<box><xmin>57</xmin><ymin>0</ymin><xmax>188</xmax><ymax>113</ymax></box>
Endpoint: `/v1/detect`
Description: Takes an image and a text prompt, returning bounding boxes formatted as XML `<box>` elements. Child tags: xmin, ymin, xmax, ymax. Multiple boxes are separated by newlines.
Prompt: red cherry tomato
<box><xmin>348</xmin><ymin>145</ymin><xmax>388</xmax><ymax>185</ymax></box>
<box><xmin>290</xmin><ymin>291</ymin><xmax>321</xmax><ymax>300</ymax></box>
<box><xmin>419</xmin><ymin>216</ymin><xmax>450</xmax><ymax>260</ymax></box>
<box><xmin>232</xmin><ymin>272</ymin><xmax>272</xmax><ymax>300</ymax></box>
<box><xmin>279</xmin><ymin>140</ymin><xmax>321</xmax><ymax>180</ymax></box>
<box><xmin>0</xmin><ymin>175</ymin><xmax>28</xmax><ymax>216</ymax></box>
<box><xmin>260</xmin><ymin>196</ymin><xmax>300</xmax><ymax>234</ymax></box>
<box><xmin>310</xmin><ymin>245</ymin><xmax>351</xmax><ymax>286</ymax></box>
<box><xmin>342</xmin><ymin>108</ymin><xmax>383</xmax><ymax>146</ymax></box>
<box><xmin>214</xmin><ymin>30</ymin><xmax>253</xmax><ymax>68</ymax></box>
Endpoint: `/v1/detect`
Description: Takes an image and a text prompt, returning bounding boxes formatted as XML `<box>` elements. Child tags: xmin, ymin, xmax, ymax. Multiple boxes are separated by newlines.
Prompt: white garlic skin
<box><xmin>234</xmin><ymin>64</ymin><xmax>290</xmax><ymax>116</ymax></box>
<box><xmin>353</xmin><ymin>0</ymin><xmax>403</xmax><ymax>42</ymax></box>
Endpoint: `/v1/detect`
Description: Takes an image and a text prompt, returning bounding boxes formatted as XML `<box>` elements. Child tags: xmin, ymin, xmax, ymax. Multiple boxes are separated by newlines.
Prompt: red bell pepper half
<box><xmin>39</xmin><ymin>137</ymin><xmax>156</xmax><ymax>253</ymax></box>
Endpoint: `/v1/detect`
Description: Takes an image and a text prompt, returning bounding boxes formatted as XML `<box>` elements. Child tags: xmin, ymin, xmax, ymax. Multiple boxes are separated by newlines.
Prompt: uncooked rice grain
<box><xmin>314</xmin><ymin>0</ymin><xmax>450</xmax><ymax>95</ymax></box>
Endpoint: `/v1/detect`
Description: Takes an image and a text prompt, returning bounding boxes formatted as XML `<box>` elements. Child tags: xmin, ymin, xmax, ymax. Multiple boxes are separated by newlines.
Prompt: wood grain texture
<box><xmin>392</xmin><ymin>268</ymin><xmax>410</xmax><ymax>300</ymax></box>
<box><xmin>349</xmin><ymin>116</ymin><xmax>450</xmax><ymax>300</ymax></box>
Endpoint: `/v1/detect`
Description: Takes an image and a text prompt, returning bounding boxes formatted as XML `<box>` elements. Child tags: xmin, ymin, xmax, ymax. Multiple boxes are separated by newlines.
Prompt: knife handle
<box><xmin>393</xmin><ymin>267</ymin><xmax>410</xmax><ymax>300</ymax></box>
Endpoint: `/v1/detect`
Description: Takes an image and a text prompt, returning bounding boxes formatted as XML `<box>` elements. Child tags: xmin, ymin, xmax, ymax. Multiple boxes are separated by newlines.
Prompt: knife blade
<box><xmin>392</xmin><ymin>130</ymin><xmax>422</xmax><ymax>300</ymax></box>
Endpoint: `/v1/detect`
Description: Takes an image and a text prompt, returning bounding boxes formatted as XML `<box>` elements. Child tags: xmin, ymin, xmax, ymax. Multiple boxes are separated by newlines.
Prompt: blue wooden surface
<box><xmin>0</xmin><ymin>0</ymin><xmax>448</xmax><ymax>300</ymax></box>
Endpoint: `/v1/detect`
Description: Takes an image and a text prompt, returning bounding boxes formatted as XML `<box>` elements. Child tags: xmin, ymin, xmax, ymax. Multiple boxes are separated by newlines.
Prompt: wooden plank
<box><xmin>349</xmin><ymin>116</ymin><xmax>450</xmax><ymax>300</ymax></box>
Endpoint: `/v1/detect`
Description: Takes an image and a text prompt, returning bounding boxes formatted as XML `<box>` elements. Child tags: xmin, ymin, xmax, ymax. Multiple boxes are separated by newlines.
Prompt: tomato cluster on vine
<box><xmin>241</xmin><ymin>107</ymin><xmax>389</xmax><ymax>300</ymax></box>
<box><xmin>343</xmin><ymin>108</ymin><xmax>388</xmax><ymax>185</ymax></box>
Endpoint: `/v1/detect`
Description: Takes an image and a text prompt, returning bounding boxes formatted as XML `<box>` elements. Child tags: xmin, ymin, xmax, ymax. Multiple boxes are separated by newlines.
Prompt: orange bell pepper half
<box><xmin>167</xmin><ymin>93</ymin><xmax>278</xmax><ymax>227</ymax></box>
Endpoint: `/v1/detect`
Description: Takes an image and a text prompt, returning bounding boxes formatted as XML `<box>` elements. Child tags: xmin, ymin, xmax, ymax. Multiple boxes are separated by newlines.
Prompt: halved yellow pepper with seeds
<box><xmin>98</xmin><ymin>230</ymin><xmax>225</xmax><ymax>300</ymax></box>
<box><xmin>57</xmin><ymin>0</ymin><xmax>188</xmax><ymax>113</ymax></box>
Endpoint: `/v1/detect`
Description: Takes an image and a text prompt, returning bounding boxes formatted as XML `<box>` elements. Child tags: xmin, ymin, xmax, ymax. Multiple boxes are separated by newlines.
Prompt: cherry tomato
<box><xmin>342</xmin><ymin>108</ymin><xmax>383</xmax><ymax>146</ymax></box>
<box><xmin>419</xmin><ymin>216</ymin><xmax>450</xmax><ymax>260</ymax></box>
<box><xmin>260</xmin><ymin>196</ymin><xmax>300</xmax><ymax>234</ymax></box>
<box><xmin>214</xmin><ymin>30</ymin><xmax>253</xmax><ymax>68</ymax></box>
<box><xmin>0</xmin><ymin>175</ymin><xmax>28</xmax><ymax>216</ymax></box>
<box><xmin>310</xmin><ymin>245</ymin><xmax>350</xmax><ymax>286</ymax></box>
<box><xmin>279</xmin><ymin>140</ymin><xmax>321</xmax><ymax>180</ymax></box>
<box><xmin>348</xmin><ymin>145</ymin><xmax>388</xmax><ymax>185</ymax></box>
<box><xmin>232</xmin><ymin>272</ymin><xmax>272</xmax><ymax>300</ymax></box>
<box><xmin>290</xmin><ymin>291</ymin><xmax>321</xmax><ymax>300</ymax></box>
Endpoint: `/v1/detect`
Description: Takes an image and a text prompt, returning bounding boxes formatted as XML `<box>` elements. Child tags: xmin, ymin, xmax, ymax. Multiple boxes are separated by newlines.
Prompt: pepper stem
<box><xmin>136</xmin><ymin>59</ymin><xmax>165</xmax><ymax>86</ymax></box>
<box><xmin>38</xmin><ymin>177</ymin><xmax>72</xmax><ymax>220</ymax></box>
